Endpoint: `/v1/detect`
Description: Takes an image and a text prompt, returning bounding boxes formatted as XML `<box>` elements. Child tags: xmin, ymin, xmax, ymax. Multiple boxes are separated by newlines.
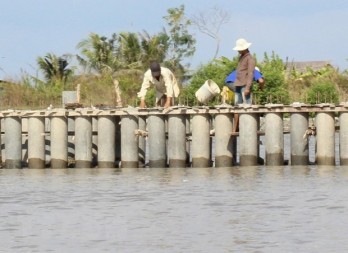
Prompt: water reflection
<box><xmin>1</xmin><ymin>166</ymin><xmax>348</xmax><ymax>252</ymax></box>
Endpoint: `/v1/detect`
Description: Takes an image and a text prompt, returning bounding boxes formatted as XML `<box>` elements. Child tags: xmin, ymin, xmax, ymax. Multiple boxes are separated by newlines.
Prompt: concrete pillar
<box><xmin>148</xmin><ymin>114</ymin><xmax>166</xmax><ymax>168</ymax></box>
<box><xmin>316</xmin><ymin>112</ymin><xmax>335</xmax><ymax>165</ymax></box>
<box><xmin>138</xmin><ymin>116</ymin><xmax>146</xmax><ymax>167</ymax></box>
<box><xmin>51</xmin><ymin>116</ymin><xmax>68</xmax><ymax>168</ymax></box>
<box><xmin>98</xmin><ymin>116</ymin><xmax>116</xmax><ymax>168</ymax></box>
<box><xmin>0</xmin><ymin>119</ymin><xmax>2</xmax><ymax>164</ymax></box>
<box><xmin>115</xmin><ymin>116</ymin><xmax>121</xmax><ymax>166</ymax></box>
<box><xmin>191</xmin><ymin>114</ymin><xmax>211</xmax><ymax>167</ymax></box>
<box><xmin>186</xmin><ymin>116</ymin><xmax>191</xmax><ymax>166</ymax></box>
<box><xmin>215</xmin><ymin>113</ymin><xmax>233</xmax><ymax>167</ymax></box>
<box><xmin>168</xmin><ymin>114</ymin><xmax>186</xmax><ymax>167</ymax></box>
<box><xmin>121</xmin><ymin>115</ymin><xmax>138</xmax><ymax>168</ymax></box>
<box><xmin>5</xmin><ymin>117</ymin><xmax>22</xmax><ymax>168</ymax></box>
<box><xmin>239</xmin><ymin>113</ymin><xmax>258</xmax><ymax>166</ymax></box>
<box><xmin>28</xmin><ymin>117</ymin><xmax>45</xmax><ymax>168</ymax></box>
<box><xmin>67</xmin><ymin>117</ymin><xmax>75</xmax><ymax>163</ymax></box>
<box><xmin>290</xmin><ymin>112</ymin><xmax>309</xmax><ymax>165</ymax></box>
<box><xmin>92</xmin><ymin>117</ymin><xmax>98</xmax><ymax>166</ymax></box>
<box><xmin>340</xmin><ymin>112</ymin><xmax>348</xmax><ymax>165</ymax></box>
<box><xmin>75</xmin><ymin>116</ymin><xmax>92</xmax><ymax>168</ymax></box>
<box><xmin>265</xmin><ymin>112</ymin><xmax>284</xmax><ymax>166</ymax></box>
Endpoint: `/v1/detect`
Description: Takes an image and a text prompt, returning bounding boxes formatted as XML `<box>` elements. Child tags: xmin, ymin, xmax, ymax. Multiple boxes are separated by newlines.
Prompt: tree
<box><xmin>191</xmin><ymin>5</ymin><xmax>230</xmax><ymax>60</ymax></box>
<box><xmin>76</xmin><ymin>33</ymin><xmax>120</xmax><ymax>74</ymax></box>
<box><xmin>36</xmin><ymin>53</ymin><xmax>73</xmax><ymax>88</ymax></box>
<box><xmin>138</xmin><ymin>30</ymin><xmax>169</xmax><ymax>68</ymax></box>
<box><xmin>306</xmin><ymin>81</ymin><xmax>339</xmax><ymax>104</ymax></box>
<box><xmin>163</xmin><ymin>4</ymin><xmax>196</xmax><ymax>79</ymax></box>
<box><xmin>254</xmin><ymin>52</ymin><xmax>289</xmax><ymax>104</ymax></box>
<box><xmin>117</xmin><ymin>32</ymin><xmax>142</xmax><ymax>69</ymax></box>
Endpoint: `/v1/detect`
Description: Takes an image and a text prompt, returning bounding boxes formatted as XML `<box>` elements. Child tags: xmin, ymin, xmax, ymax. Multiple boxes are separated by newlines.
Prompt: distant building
<box><xmin>285</xmin><ymin>60</ymin><xmax>332</xmax><ymax>74</ymax></box>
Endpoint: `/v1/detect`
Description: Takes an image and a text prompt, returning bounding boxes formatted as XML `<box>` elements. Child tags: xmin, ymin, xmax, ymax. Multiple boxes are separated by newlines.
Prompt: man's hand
<box><xmin>244</xmin><ymin>88</ymin><xmax>251</xmax><ymax>96</ymax></box>
<box><xmin>139</xmin><ymin>99</ymin><xmax>147</xmax><ymax>108</ymax></box>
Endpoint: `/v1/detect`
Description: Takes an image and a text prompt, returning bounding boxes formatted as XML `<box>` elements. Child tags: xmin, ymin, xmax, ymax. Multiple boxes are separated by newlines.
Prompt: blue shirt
<box><xmin>225</xmin><ymin>69</ymin><xmax>263</xmax><ymax>83</ymax></box>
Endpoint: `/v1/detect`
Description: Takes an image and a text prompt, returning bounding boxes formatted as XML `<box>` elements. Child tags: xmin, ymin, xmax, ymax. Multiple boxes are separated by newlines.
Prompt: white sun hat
<box><xmin>233</xmin><ymin>38</ymin><xmax>252</xmax><ymax>51</ymax></box>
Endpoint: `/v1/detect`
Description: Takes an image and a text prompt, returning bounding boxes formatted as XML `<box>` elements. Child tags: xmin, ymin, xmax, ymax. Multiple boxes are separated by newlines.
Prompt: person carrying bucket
<box><xmin>221</xmin><ymin>66</ymin><xmax>265</xmax><ymax>103</ymax></box>
<box><xmin>230</xmin><ymin>38</ymin><xmax>261</xmax><ymax>132</ymax></box>
<box><xmin>138</xmin><ymin>61</ymin><xmax>180</xmax><ymax>108</ymax></box>
<box><xmin>224</xmin><ymin>66</ymin><xmax>264</xmax><ymax>93</ymax></box>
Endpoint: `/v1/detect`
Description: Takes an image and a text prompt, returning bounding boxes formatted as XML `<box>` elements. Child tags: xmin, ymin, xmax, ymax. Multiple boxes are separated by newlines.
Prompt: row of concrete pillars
<box><xmin>1</xmin><ymin>111</ymin><xmax>348</xmax><ymax>169</ymax></box>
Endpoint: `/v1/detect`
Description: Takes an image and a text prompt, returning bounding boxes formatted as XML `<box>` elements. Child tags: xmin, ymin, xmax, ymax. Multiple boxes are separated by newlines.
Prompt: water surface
<box><xmin>1</xmin><ymin>166</ymin><xmax>348</xmax><ymax>252</ymax></box>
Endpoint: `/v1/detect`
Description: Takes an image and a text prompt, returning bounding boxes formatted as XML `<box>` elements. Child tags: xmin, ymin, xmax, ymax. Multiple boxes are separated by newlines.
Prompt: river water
<box><xmin>1</xmin><ymin>165</ymin><xmax>348</xmax><ymax>253</ymax></box>
<box><xmin>1</xmin><ymin>133</ymin><xmax>348</xmax><ymax>252</ymax></box>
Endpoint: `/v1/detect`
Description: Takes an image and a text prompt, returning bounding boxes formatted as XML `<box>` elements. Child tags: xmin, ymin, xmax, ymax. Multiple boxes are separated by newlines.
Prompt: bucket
<box><xmin>195</xmin><ymin>79</ymin><xmax>221</xmax><ymax>104</ymax></box>
<box><xmin>226</xmin><ymin>88</ymin><xmax>235</xmax><ymax>103</ymax></box>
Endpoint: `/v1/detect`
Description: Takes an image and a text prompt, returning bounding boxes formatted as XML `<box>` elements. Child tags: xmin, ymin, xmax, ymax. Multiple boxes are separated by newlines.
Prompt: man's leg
<box><xmin>233</xmin><ymin>87</ymin><xmax>243</xmax><ymax>133</ymax></box>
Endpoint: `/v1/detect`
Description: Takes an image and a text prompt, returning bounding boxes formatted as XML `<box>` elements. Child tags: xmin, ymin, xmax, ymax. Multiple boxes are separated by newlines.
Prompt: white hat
<box><xmin>233</xmin><ymin>38</ymin><xmax>252</xmax><ymax>51</ymax></box>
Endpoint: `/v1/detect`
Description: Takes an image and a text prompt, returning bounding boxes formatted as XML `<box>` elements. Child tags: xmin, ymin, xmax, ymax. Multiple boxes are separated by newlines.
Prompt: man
<box><xmin>138</xmin><ymin>61</ymin><xmax>180</xmax><ymax>108</ymax></box>
<box><xmin>232</xmin><ymin>38</ymin><xmax>257</xmax><ymax>132</ymax></box>
<box><xmin>221</xmin><ymin>66</ymin><xmax>264</xmax><ymax>104</ymax></box>
<box><xmin>224</xmin><ymin>67</ymin><xmax>265</xmax><ymax>92</ymax></box>
<box><xmin>233</xmin><ymin>38</ymin><xmax>256</xmax><ymax>104</ymax></box>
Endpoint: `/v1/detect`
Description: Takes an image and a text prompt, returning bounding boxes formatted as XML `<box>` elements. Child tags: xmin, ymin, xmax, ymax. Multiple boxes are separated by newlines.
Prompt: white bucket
<box><xmin>195</xmin><ymin>79</ymin><xmax>221</xmax><ymax>104</ymax></box>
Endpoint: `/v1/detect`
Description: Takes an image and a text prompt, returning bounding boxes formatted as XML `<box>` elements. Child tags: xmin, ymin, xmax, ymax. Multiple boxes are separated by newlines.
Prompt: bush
<box><xmin>306</xmin><ymin>81</ymin><xmax>339</xmax><ymax>104</ymax></box>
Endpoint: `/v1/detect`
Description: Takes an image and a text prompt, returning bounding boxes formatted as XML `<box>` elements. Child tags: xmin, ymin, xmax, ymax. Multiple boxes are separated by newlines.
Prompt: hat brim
<box><xmin>233</xmin><ymin>42</ymin><xmax>252</xmax><ymax>51</ymax></box>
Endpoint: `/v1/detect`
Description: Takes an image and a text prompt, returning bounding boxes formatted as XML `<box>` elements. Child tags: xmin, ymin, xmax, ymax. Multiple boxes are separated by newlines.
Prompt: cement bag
<box><xmin>195</xmin><ymin>79</ymin><xmax>221</xmax><ymax>104</ymax></box>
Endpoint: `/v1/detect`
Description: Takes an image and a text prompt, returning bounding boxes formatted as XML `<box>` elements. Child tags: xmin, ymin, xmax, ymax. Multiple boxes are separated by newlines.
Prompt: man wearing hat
<box><xmin>232</xmin><ymin>38</ymin><xmax>256</xmax><ymax>132</ymax></box>
<box><xmin>138</xmin><ymin>61</ymin><xmax>180</xmax><ymax>108</ymax></box>
<box><xmin>233</xmin><ymin>38</ymin><xmax>256</xmax><ymax>103</ymax></box>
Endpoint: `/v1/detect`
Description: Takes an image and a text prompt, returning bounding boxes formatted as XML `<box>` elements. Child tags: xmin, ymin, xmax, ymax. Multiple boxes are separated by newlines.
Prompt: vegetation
<box><xmin>0</xmin><ymin>5</ymin><xmax>347</xmax><ymax>110</ymax></box>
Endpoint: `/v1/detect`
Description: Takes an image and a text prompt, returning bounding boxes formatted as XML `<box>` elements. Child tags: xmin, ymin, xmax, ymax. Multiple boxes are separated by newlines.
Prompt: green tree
<box><xmin>138</xmin><ymin>30</ymin><xmax>169</xmax><ymax>68</ymax></box>
<box><xmin>117</xmin><ymin>32</ymin><xmax>142</xmax><ymax>69</ymax></box>
<box><xmin>254</xmin><ymin>52</ymin><xmax>289</xmax><ymax>104</ymax></box>
<box><xmin>163</xmin><ymin>5</ymin><xmax>196</xmax><ymax>80</ymax></box>
<box><xmin>306</xmin><ymin>81</ymin><xmax>339</xmax><ymax>104</ymax></box>
<box><xmin>36</xmin><ymin>53</ymin><xmax>73</xmax><ymax>88</ymax></box>
<box><xmin>76</xmin><ymin>33</ymin><xmax>120</xmax><ymax>74</ymax></box>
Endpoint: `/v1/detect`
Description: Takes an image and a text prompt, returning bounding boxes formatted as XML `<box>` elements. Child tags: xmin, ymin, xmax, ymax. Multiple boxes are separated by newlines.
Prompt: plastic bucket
<box><xmin>226</xmin><ymin>88</ymin><xmax>235</xmax><ymax>103</ymax></box>
<box><xmin>195</xmin><ymin>79</ymin><xmax>221</xmax><ymax>104</ymax></box>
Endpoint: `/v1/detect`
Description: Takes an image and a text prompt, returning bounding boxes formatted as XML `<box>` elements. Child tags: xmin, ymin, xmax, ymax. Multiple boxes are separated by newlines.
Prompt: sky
<box><xmin>1</xmin><ymin>0</ymin><xmax>348</xmax><ymax>80</ymax></box>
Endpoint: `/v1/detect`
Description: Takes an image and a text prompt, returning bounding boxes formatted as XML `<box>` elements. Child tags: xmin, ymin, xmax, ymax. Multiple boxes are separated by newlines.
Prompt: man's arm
<box><xmin>138</xmin><ymin>70</ymin><xmax>151</xmax><ymax>108</ymax></box>
<box><xmin>139</xmin><ymin>99</ymin><xmax>147</xmax><ymax>108</ymax></box>
<box><xmin>244</xmin><ymin>57</ymin><xmax>256</xmax><ymax>96</ymax></box>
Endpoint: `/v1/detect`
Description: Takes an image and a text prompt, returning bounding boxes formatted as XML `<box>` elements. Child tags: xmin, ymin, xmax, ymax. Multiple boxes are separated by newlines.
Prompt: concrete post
<box><xmin>98</xmin><ymin>116</ymin><xmax>116</xmax><ymax>168</ymax></box>
<box><xmin>121</xmin><ymin>115</ymin><xmax>138</xmax><ymax>168</ymax></box>
<box><xmin>67</xmin><ymin>117</ymin><xmax>75</xmax><ymax>163</ymax></box>
<box><xmin>340</xmin><ymin>112</ymin><xmax>348</xmax><ymax>165</ymax></box>
<box><xmin>51</xmin><ymin>116</ymin><xmax>68</xmax><ymax>168</ymax></box>
<box><xmin>115</xmin><ymin>116</ymin><xmax>121</xmax><ymax>167</ymax></box>
<box><xmin>316</xmin><ymin>112</ymin><xmax>335</xmax><ymax>165</ymax></box>
<box><xmin>5</xmin><ymin>117</ymin><xmax>22</xmax><ymax>168</ymax></box>
<box><xmin>168</xmin><ymin>114</ymin><xmax>186</xmax><ymax>167</ymax></box>
<box><xmin>215</xmin><ymin>113</ymin><xmax>233</xmax><ymax>167</ymax></box>
<box><xmin>239</xmin><ymin>113</ymin><xmax>258</xmax><ymax>166</ymax></box>
<box><xmin>92</xmin><ymin>117</ymin><xmax>98</xmax><ymax>166</ymax></box>
<box><xmin>138</xmin><ymin>116</ymin><xmax>146</xmax><ymax>167</ymax></box>
<box><xmin>191</xmin><ymin>114</ymin><xmax>211</xmax><ymax>167</ymax></box>
<box><xmin>75</xmin><ymin>116</ymin><xmax>92</xmax><ymax>168</ymax></box>
<box><xmin>290</xmin><ymin>112</ymin><xmax>309</xmax><ymax>165</ymax></box>
<box><xmin>148</xmin><ymin>114</ymin><xmax>166</xmax><ymax>168</ymax></box>
<box><xmin>28</xmin><ymin>117</ymin><xmax>45</xmax><ymax>168</ymax></box>
<box><xmin>265</xmin><ymin>112</ymin><xmax>284</xmax><ymax>166</ymax></box>
<box><xmin>186</xmin><ymin>116</ymin><xmax>191</xmax><ymax>166</ymax></box>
